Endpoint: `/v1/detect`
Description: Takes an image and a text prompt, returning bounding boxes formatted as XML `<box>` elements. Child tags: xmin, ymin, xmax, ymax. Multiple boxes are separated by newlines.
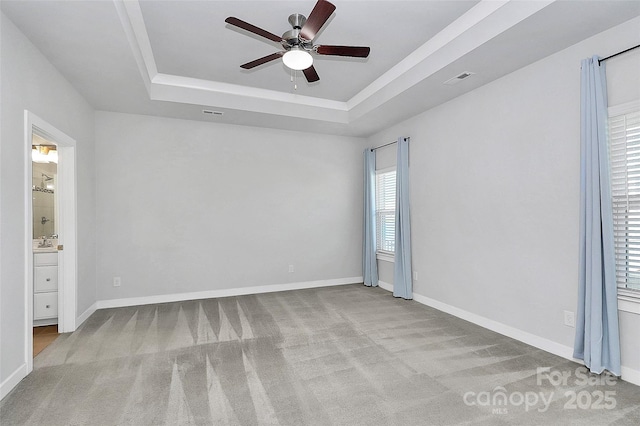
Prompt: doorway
<box><xmin>24</xmin><ymin>111</ymin><xmax>77</xmax><ymax>373</ymax></box>
<box><xmin>31</xmin><ymin>142</ymin><xmax>60</xmax><ymax>355</ymax></box>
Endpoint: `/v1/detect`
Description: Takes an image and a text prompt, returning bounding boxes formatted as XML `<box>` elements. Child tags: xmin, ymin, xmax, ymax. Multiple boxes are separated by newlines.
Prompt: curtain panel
<box><xmin>573</xmin><ymin>56</ymin><xmax>621</xmax><ymax>376</ymax></box>
<box><xmin>393</xmin><ymin>137</ymin><xmax>413</xmax><ymax>299</ymax></box>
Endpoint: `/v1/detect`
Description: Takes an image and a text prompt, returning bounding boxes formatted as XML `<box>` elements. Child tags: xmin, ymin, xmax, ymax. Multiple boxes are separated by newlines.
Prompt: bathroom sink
<box><xmin>33</xmin><ymin>238</ymin><xmax>59</xmax><ymax>253</ymax></box>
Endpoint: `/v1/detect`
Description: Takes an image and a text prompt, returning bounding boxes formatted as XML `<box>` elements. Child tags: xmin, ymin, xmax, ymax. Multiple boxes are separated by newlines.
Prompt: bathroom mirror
<box><xmin>32</xmin><ymin>161</ymin><xmax>57</xmax><ymax>239</ymax></box>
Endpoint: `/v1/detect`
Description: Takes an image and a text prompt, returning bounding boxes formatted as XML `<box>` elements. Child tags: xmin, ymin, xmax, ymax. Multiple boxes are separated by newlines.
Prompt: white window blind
<box><xmin>376</xmin><ymin>169</ymin><xmax>396</xmax><ymax>253</ymax></box>
<box><xmin>609</xmin><ymin>109</ymin><xmax>640</xmax><ymax>290</ymax></box>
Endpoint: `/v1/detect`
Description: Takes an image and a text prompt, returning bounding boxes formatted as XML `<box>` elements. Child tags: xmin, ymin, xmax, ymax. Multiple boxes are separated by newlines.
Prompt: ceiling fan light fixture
<box><xmin>282</xmin><ymin>48</ymin><xmax>313</xmax><ymax>70</ymax></box>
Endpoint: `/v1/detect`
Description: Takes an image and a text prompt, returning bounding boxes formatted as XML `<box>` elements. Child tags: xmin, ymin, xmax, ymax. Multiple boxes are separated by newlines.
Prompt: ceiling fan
<box><xmin>225</xmin><ymin>0</ymin><xmax>370</xmax><ymax>83</ymax></box>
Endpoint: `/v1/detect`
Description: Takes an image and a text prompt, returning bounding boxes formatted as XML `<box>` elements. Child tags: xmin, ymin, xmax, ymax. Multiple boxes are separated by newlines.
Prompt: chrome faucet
<box><xmin>38</xmin><ymin>236</ymin><xmax>53</xmax><ymax>248</ymax></box>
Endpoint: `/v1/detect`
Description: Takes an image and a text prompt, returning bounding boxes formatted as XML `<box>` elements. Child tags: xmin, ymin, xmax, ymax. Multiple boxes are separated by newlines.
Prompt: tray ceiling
<box><xmin>2</xmin><ymin>0</ymin><xmax>639</xmax><ymax>137</ymax></box>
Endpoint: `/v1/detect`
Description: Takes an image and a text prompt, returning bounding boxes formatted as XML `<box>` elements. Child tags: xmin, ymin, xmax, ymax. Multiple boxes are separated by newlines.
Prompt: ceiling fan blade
<box><xmin>316</xmin><ymin>45</ymin><xmax>370</xmax><ymax>58</ymax></box>
<box><xmin>299</xmin><ymin>0</ymin><xmax>336</xmax><ymax>41</ymax></box>
<box><xmin>240</xmin><ymin>52</ymin><xmax>283</xmax><ymax>69</ymax></box>
<box><xmin>225</xmin><ymin>17</ymin><xmax>283</xmax><ymax>43</ymax></box>
<box><xmin>303</xmin><ymin>65</ymin><xmax>320</xmax><ymax>83</ymax></box>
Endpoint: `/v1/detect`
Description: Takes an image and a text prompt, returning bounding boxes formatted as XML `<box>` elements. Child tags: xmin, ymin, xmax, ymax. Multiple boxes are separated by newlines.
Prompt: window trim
<box><xmin>375</xmin><ymin>166</ymin><xmax>396</xmax><ymax>262</ymax></box>
<box><xmin>618</xmin><ymin>288</ymin><xmax>640</xmax><ymax>315</ymax></box>
<box><xmin>376</xmin><ymin>251</ymin><xmax>394</xmax><ymax>263</ymax></box>
<box><xmin>608</xmin><ymin>99</ymin><xmax>640</xmax><ymax>315</ymax></box>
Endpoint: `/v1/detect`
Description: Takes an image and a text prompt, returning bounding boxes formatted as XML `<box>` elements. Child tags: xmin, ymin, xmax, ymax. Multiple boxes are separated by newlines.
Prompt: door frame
<box><xmin>24</xmin><ymin>111</ymin><xmax>77</xmax><ymax>373</ymax></box>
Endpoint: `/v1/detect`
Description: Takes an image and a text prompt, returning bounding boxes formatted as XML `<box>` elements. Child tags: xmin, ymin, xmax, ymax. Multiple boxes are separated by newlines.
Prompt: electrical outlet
<box><xmin>288</xmin><ymin>265</ymin><xmax>294</xmax><ymax>273</ymax></box>
<box><xmin>113</xmin><ymin>277</ymin><xmax>121</xmax><ymax>287</ymax></box>
<box><xmin>413</xmin><ymin>271</ymin><xmax>418</xmax><ymax>281</ymax></box>
<box><xmin>563</xmin><ymin>310</ymin><xmax>575</xmax><ymax>327</ymax></box>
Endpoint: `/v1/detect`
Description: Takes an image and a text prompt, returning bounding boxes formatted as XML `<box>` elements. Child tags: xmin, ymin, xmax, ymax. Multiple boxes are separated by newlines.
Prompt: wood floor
<box><xmin>33</xmin><ymin>325</ymin><xmax>59</xmax><ymax>357</ymax></box>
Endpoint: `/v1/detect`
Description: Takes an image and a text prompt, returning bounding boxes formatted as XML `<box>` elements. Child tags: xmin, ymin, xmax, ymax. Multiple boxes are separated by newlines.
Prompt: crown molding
<box><xmin>347</xmin><ymin>0</ymin><xmax>554</xmax><ymax>121</ymax></box>
<box><xmin>150</xmin><ymin>73</ymin><xmax>349</xmax><ymax>123</ymax></box>
<box><xmin>113</xmin><ymin>0</ymin><xmax>156</xmax><ymax>92</ymax></box>
<box><xmin>114</xmin><ymin>0</ymin><xmax>556</xmax><ymax>124</ymax></box>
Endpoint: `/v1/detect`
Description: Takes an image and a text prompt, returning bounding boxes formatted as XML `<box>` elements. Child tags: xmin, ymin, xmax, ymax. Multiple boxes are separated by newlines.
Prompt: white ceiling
<box><xmin>2</xmin><ymin>0</ymin><xmax>639</xmax><ymax>137</ymax></box>
<box><xmin>141</xmin><ymin>0</ymin><xmax>479</xmax><ymax>101</ymax></box>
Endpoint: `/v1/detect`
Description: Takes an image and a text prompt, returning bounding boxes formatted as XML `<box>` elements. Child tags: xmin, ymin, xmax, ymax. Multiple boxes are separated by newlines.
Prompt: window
<box><xmin>375</xmin><ymin>168</ymin><xmax>396</xmax><ymax>253</ymax></box>
<box><xmin>609</xmin><ymin>106</ymin><xmax>640</xmax><ymax>292</ymax></box>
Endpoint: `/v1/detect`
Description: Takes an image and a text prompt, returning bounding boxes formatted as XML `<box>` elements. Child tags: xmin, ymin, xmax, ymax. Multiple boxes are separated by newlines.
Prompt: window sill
<box><xmin>376</xmin><ymin>251</ymin><xmax>394</xmax><ymax>263</ymax></box>
<box><xmin>618</xmin><ymin>288</ymin><xmax>640</xmax><ymax>315</ymax></box>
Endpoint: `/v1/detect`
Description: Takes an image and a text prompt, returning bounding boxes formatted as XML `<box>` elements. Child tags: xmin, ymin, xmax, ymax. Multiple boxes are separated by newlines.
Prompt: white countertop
<box><xmin>33</xmin><ymin>247</ymin><xmax>58</xmax><ymax>253</ymax></box>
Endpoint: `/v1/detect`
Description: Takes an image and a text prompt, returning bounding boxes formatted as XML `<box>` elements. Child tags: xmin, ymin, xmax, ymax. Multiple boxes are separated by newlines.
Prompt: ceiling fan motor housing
<box><xmin>282</xmin><ymin>14</ymin><xmax>313</xmax><ymax>51</ymax></box>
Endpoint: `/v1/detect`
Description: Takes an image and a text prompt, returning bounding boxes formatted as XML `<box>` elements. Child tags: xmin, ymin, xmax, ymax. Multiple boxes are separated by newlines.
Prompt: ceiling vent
<box><xmin>203</xmin><ymin>110</ymin><xmax>224</xmax><ymax>116</ymax></box>
<box><xmin>444</xmin><ymin>71</ymin><xmax>475</xmax><ymax>86</ymax></box>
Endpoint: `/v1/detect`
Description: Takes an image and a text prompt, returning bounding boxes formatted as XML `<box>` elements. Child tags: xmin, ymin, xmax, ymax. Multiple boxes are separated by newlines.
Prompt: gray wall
<box><xmin>0</xmin><ymin>12</ymin><xmax>96</xmax><ymax>386</ymax></box>
<box><xmin>95</xmin><ymin>112</ymin><xmax>365</xmax><ymax>300</ymax></box>
<box><xmin>2</xmin><ymin>4</ymin><xmax>638</xmax><ymax>397</ymax></box>
<box><xmin>367</xmin><ymin>16</ymin><xmax>640</xmax><ymax>377</ymax></box>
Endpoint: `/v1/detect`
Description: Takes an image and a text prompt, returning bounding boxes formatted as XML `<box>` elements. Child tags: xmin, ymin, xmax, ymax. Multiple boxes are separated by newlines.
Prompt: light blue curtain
<box><xmin>393</xmin><ymin>137</ymin><xmax>412</xmax><ymax>299</ymax></box>
<box><xmin>363</xmin><ymin>148</ymin><xmax>378</xmax><ymax>287</ymax></box>
<box><xmin>573</xmin><ymin>56</ymin><xmax>621</xmax><ymax>376</ymax></box>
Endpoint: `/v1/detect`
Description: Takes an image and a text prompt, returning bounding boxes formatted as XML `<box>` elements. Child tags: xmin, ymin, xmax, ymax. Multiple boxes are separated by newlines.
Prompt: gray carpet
<box><xmin>1</xmin><ymin>284</ymin><xmax>639</xmax><ymax>425</ymax></box>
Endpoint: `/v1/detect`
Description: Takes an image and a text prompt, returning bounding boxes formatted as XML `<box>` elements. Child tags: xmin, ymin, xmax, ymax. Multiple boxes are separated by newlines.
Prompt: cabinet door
<box><xmin>35</xmin><ymin>266</ymin><xmax>58</xmax><ymax>292</ymax></box>
<box><xmin>34</xmin><ymin>292</ymin><xmax>58</xmax><ymax>320</ymax></box>
<box><xmin>34</xmin><ymin>252</ymin><xmax>58</xmax><ymax>266</ymax></box>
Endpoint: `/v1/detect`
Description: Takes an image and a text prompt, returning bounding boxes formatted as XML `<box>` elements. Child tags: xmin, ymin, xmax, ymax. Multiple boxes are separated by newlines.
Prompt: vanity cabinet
<box><xmin>34</xmin><ymin>252</ymin><xmax>58</xmax><ymax>323</ymax></box>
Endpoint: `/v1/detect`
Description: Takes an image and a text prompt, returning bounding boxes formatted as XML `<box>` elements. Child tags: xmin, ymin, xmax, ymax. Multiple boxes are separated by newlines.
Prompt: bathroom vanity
<box><xmin>33</xmin><ymin>250</ymin><xmax>58</xmax><ymax>325</ymax></box>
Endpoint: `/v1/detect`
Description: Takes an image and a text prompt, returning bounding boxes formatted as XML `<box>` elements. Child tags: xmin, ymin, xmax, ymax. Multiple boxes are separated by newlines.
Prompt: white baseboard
<box><xmin>0</xmin><ymin>363</ymin><xmax>27</xmax><ymax>401</ymax></box>
<box><xmin>412</xmin><ymin>291</ymin><xmax>579</xmax><ymax>361</ymax></box>
<box><xmin>96</xmin><ymin>277</ymin><xmax>363</xmax><ymax>310</ymax></box>
<box><xmin>377</xmin><ymin>281</ymin><xmax>640</xmax><ymax>387</ymax></box>
<box><xmin>1</xmin><ymin>278</ymin><xmax>360</xmax><ymax>402</ymax></box>
<box><xmin>378</xmin><ymin>280</ymin><xmax>393</xmax><ymax>292</ymax></box>
<box><xmin>76</xmin><ymin>302</ymin><xmax>97</xmax><ymax>327</ymax></box>
<box><xmin>621</xmin><ymin>366</ymin><xmax>640</xmax><ymax>387</ymax></box>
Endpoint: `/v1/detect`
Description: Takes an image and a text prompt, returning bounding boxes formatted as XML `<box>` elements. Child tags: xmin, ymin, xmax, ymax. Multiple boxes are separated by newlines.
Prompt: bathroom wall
<box><xmin>32</xmin><ymin>162</ymin><xmax>57</xmax><ymax>238</ymax></box>
<box><xmin>32</xmin><ymin>190</ymin><xmax>55</xmax><ymax>238</ymax></box>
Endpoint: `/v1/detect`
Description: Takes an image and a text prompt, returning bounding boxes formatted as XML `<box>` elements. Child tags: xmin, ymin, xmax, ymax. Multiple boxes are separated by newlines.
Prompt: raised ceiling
<box><xmin>2</xmin><ymin>0</ymin><xmax>639</xmax><ymax>137</ymax></box>
<box><xmin>140</xmin><ymin>0</ymin><xmax>479</xmax><ymax>102</ymax></box>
